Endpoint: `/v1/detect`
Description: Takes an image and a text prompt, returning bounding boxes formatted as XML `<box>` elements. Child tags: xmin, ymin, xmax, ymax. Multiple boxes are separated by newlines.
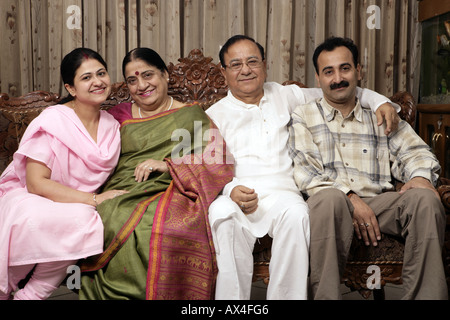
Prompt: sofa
<box><xmin>1</xmin><ymin>49</ymin><xmax>449</xmax><ymax>300</ymax></box>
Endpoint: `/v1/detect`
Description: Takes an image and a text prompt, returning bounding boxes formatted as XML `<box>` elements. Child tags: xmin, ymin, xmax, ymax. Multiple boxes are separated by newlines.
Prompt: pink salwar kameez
<box><xmin>0</xmin><ymin>105</ymin><xmax>120</xmax><ymax>299</ymax></box>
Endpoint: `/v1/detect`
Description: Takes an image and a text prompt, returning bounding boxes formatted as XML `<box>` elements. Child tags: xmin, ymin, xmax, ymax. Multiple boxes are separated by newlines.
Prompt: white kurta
<box><xmin>206</xmin><ymin>82</ymin><xmax>312</xmax><ymax>236</ymax></box>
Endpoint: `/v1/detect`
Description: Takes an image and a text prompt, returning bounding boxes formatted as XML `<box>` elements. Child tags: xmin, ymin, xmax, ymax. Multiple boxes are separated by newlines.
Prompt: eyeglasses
<box><xmin>225</xmin><ymin>59</ymin><xmax>264</xmax><ymax>72</ymax></box>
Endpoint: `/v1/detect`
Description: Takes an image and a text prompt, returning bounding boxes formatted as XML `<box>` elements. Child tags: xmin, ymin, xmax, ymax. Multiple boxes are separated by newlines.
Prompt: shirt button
<box><xmin>342</xmin><ymin>143</ymin><xmax>346</xmax><ymax>147</ymax></box>
<box><xmin>341</xmin><ymin>124</ymin><xmax>345</xmax><ymax>128</ymax></box>
<box><xmin>351</xmin><ymin>179</ymin><xmax>355</xmax><ymax>182</ymax></box>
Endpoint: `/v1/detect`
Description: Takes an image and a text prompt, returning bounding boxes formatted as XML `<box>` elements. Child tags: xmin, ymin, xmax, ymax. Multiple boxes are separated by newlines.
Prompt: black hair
<box><xmin>219</xmin><ymin>35</ymin><xmax>265</xmax><ymax>67</ymax></box>
<box><xmin>59</xmin><ymin>48</ymin><xmax>108</xmax><ymax>104</ymax></box>
<box><xmin>122</xmin><ymin>47</ymin><xmax>169</xmax><ymax>79</ymax></box>
<box><xmin>313</xmin><ymin>37</ymin><xmax>359</xmax><ymax>74</ymax></box>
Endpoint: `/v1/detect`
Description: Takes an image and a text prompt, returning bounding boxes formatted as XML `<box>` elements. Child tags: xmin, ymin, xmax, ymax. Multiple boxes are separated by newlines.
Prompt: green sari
<box><xmin>79</xmin><ymin>105</ymin><xmax>233</xmax><ymax>300</ymax></box>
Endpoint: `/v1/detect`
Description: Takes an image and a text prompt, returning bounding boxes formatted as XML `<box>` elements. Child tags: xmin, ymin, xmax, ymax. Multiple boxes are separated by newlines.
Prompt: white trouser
<box><xmin>211</xmin><ymin>200</ymin><xmax>310</xmax><ymax>300</ymax></box>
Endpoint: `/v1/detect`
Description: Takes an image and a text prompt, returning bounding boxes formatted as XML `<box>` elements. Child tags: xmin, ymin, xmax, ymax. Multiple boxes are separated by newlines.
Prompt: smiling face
<box><xmin>124</xmin><ymin>59</ymin><xmax>169</xmax><ymax>111</ymax></box>
<box><xmin>315</xmin><ymin>46</ymin><xmax>361</xmax><ymax>108</ymax></box>
<box><xmin>221</xmin><ymin>39</ymin><xmax>267</xmax><ymax>105</ymax></box>
<box><xmin>65</xmin><ymin>58</ymin><xmax>111</xmax><ymax>106</ymax></box>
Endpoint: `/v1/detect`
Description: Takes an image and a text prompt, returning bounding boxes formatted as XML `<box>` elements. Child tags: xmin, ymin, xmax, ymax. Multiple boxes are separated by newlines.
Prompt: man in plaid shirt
<box><xmin>288</xmin><ymin>37</ymin><xmax>447</xmax><ymax>300</ymax></box>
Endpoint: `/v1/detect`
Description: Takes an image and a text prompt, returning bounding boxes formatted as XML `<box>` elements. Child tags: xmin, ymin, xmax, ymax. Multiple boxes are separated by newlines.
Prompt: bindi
<box><xmin>135</xmin><ymin>71</ymin><xmax>140</xmax><ymax>76</ymax></box>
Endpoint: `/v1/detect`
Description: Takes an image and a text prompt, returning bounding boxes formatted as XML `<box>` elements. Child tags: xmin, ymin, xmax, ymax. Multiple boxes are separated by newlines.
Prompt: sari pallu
<box><xmin>80</xmin><ymin>105</ymin><xmax>233</xmax><ymax>300</ymax></box>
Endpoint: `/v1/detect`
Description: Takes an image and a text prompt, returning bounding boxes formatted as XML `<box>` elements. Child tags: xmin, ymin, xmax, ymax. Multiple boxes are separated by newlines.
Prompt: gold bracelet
<box><xmin>93</xmin><ymin>193</ymin><xmax>98</xmax><ymax>206</ymax></box>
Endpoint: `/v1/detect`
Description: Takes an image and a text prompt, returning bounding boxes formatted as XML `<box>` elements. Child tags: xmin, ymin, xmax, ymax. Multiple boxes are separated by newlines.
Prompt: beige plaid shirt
<box><xmin>288</xmin><ymin>98</ymin><xmax>440</xmax><ymax>197</ymax></box>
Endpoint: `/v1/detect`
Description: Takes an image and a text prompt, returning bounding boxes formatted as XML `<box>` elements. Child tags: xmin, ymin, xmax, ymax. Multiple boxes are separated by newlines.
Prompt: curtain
<box><xmin>0</xmin><ymin>0</ymin><xmax>421</xmax><ymax>100</ymax></box>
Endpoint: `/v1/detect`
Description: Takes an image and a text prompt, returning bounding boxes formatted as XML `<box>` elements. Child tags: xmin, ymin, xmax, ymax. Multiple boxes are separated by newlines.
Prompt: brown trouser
<box><xmin>308</xmin><ymin>188</ymin><xmax>448</xmax><ymax>300</ymax></box>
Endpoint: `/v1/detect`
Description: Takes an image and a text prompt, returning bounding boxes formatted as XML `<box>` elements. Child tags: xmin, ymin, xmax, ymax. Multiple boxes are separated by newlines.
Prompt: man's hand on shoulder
<box><xmin>375</xmin><ymin>102</ymin><xmax>400</xmax><ymax>135</ymax></box>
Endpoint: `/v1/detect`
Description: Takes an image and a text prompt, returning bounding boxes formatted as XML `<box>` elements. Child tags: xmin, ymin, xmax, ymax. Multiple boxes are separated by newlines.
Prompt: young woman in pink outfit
<box><xmin>0</xmin><ymin>48</ymin><xmax>127</xmax><ymax>300</ymax></box>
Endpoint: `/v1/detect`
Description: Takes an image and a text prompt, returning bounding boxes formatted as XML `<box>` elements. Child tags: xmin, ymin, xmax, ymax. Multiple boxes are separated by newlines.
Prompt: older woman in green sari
<box><xmin>79</xmin><ymin>48</ymin><xmax>233</xmax><ymax>300</ymax></box>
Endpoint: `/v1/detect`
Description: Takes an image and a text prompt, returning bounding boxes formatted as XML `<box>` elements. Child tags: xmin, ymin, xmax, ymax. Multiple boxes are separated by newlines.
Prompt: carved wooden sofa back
<box><xmin>0</xmin><ymin>49</ymin><xmax>448</xmax><ymax>300</ymax></box>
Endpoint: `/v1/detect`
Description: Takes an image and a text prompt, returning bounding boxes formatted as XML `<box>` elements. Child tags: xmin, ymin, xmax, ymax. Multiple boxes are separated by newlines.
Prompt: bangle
<box><xmin>93</xmin><ymin>193</ymin><xmax>98</xmax><ymax>207</ymax></box>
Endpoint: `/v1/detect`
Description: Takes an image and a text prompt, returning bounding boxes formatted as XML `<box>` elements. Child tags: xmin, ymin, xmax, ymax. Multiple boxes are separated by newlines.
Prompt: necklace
<box><xmin>138</xmin><ymin>96</ymin><xmax>173</xmax><ymax>118</ymax></box>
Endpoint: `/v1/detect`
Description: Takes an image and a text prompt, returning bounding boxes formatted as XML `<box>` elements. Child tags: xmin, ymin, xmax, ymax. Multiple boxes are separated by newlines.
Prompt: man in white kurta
<box><xmin>205</xmin><ymin>35</ymin><xmax>399</xmax><ymax>300</ymax></box>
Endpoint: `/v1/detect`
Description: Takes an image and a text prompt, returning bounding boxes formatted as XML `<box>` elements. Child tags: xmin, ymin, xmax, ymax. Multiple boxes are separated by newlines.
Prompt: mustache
<box><xmin>330</xmin><ymin>81</ymin><xmax>349</xmax><ymax>90</ymax></box>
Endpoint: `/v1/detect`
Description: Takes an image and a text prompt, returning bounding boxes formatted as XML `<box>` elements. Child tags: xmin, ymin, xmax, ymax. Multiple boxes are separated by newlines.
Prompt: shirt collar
<box><xmin>319</xmin><ymin>98</ymin><xmax>363</xmax><ymax>122</ymax></box>
<box><xmin>226</xmin><ymin>88</ymin><xmax>267</xmax><ymax>109</ymax></box>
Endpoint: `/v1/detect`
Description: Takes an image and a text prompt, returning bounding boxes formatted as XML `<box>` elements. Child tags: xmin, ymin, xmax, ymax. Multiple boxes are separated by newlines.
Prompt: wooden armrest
<box><xmin>390</xmin><ymin>91</ymin><xmax>416</xmax><ymax>127</ymax></box>
<box><xmin>438</xmin><ymin>178</ymin><xmax>450</xmax><ymax>211</ymax></box>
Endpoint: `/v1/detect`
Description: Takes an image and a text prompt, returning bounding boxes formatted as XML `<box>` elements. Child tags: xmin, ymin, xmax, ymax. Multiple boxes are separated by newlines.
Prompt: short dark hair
<box><xmin>122</xmin><ymin>47</ymin><xmax>169</xmax><ymax>79</ymax></box>
<box><xmin>60</xmin><ymin>48</ymin><xmax>108</xmax><ymax>103</ymax></box>
<box><xmin>313</xmin><ymin>37</ymin><xmax>359</xmax><ymax>74</ymax></box>
<box><xmin>219</xmin><ymin>35</ymin><xmax>265</xmax><ymax>67</ymax></box>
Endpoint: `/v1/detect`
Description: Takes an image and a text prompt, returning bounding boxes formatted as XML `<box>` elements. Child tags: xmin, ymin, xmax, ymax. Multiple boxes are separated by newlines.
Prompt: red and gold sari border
<box><xmin>146</xmin><ymin>182</ymin><xmax>175</xmax><ymax>299</ymax></box>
